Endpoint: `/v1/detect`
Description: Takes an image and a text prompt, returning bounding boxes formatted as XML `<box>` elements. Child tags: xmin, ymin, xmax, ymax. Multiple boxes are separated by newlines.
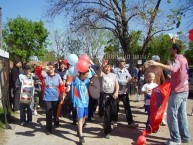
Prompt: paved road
<box><xmin>2</xmin><ymin>95</ymin><xmax>193</xmax><ymax>145</ymax></box>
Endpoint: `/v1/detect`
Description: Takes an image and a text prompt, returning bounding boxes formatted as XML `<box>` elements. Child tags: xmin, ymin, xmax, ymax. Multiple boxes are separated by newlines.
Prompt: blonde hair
<box><xmin>148</xmin><ymin>72</ymin><xmax>155</xmax><ymax>78</ymax></box>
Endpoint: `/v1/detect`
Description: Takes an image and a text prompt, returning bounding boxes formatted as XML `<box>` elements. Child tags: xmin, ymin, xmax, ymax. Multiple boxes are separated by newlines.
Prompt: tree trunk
<box><xmin>141</xmin><ymin>0</ymin><xmax>162</xmax><ymax>55</ymax></box>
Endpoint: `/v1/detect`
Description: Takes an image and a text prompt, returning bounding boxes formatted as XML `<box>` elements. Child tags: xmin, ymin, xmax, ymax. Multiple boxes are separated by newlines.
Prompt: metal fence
<box><xmin>104</xmin><ymin>54</ymin><xmax>148</xmax><ymax>95</ymax></box>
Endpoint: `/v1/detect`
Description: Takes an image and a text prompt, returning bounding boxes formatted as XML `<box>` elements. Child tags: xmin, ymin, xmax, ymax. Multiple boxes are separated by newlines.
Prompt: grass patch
<box><xmin>0</xmin><ymin>107</ymin><xmax>12</xmax><ymax>128</ymax></box>
<box><xmin>0</xmin><ymin>107</ymin><xmax>4</xmax><ymax>128</ymax></box>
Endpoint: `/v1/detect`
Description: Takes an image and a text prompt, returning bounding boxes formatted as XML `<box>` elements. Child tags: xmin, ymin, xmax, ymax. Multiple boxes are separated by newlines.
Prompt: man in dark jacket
<box><xmin>10</xmin><ymin>60</ymin><xmax>22</xmax><ymax>112</ymax></box>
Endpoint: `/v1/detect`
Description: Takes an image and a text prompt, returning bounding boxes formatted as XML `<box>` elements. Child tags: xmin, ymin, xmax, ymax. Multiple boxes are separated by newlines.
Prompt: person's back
<box><xmin>144</xmin><ymin>65</ymin><xmax>165</xmax><ymax>85</ymax></box>
<box><xmin>170</xmin><ymin>54</ymin><xmax>189</xmax><ymax>92</ymax></box>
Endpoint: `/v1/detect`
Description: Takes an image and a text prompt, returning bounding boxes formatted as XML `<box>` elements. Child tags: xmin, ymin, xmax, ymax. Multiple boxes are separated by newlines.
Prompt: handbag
<box><xmin>20</xmin><ymin>76</ymin><xmax>34</xmax><ymax>104</ymax></box>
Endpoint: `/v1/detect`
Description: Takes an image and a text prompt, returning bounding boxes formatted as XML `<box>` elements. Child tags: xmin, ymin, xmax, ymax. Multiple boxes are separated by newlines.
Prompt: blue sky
<box><xmin>0</xmin><ymin>0</ymin><xmax>191</xmax><ymax>39</ymax></box>
<box><xmin>0</xmin><ymin>0</ymin><xmax>68</xmax><ymax>31</ymax></box>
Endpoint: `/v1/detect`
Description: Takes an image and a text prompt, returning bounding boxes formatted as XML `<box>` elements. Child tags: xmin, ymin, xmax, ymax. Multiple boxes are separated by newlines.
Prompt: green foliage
<box><xmin>185</xmin><ymin>41</ymin><xmax>193</xmax><ymax>65</ymax></box>
<box><xmin>38</xmin><ymin>50</ymin><xmax>57</xmax><ymax>62</ymax></box>
<box><xmin>0</xmin><ymin>107</ymin><xmax>11</xmax><ymax>129</ymax></box>
<box><xmin>0</xmin><ymin>108</ymin><xmax>4</xmax><ymax>128</ymax></box>
<box><xmin>104</xmin><ymin>30</ymin><xmax>142</xmax><ymax>55</ymax></box>
<box><xmin>3</xmin><ymin>16</ymin><xmax>49</xmax><ymax>63</ymax></box>
<box><xmin>129</xmin><ymin>31</ymin><xmax>142</xmax><ymax>54</ymax></box>
<box><xmin>145</xmin><ymin>34</ymin><xmax>187</xmax><ymax>62</ymax></box>
<box><xmin>104</xmin><ymin>36</ymin><xmax>120</xmax><ymax>55</ymax></box>
<box><xmin>145</xmin><ymin>34</ymin><xmax>172</xmax><ymax>62</ymax></box>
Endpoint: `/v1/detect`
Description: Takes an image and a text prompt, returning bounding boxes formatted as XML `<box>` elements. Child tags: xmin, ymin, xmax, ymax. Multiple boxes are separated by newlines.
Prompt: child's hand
<box><xmin>37</xmin><ymin>81</ymin><xmax>42</xmax><ymax>85</ymax></box>
<box><xmin>101</xmin><ymin>58</ymin><xmax>108</xmax><ymax>67</ymax></box>
<box><xmin>128</xmin><ymin>77</ymin><xmax>135</xmax><ymax>83</ymax></box>
<box><xmin>66</xmin><ymin>86</ymin><xmax>70</xmax><ymax>92</ymax></box>
<box><xmin>90</xmin><ymin>81</ymin><xmax>94</xmax><ymax>85</ymax></box>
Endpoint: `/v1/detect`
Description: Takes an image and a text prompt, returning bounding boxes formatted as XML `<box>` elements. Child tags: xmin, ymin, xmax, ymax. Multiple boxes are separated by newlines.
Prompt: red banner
<box><xmin>143</xmin><ymin>82</ymin><xmax>171</xmax><ymax>135</ymax></box>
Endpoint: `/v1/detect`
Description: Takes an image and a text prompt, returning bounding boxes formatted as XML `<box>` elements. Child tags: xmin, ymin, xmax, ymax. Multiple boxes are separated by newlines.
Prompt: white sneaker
<box><xmin>161</xmin><ymin>119</ymin><xmax>167</xmax><ymax>126</ymax></box>
<box><xmin>21</xmin><ymin>122</ymin><xmax>25</xmax><ymax>126</ymax></box>
<box><xmin>111</xmin><ymin>121</ymin><xmax>118</xmax><ymax>126</ymax></box>
<box><xmin>33</xmin><ymin>110</ymin><xmax>38</xmax><ymax>115</ymax></box>
<box><xmin>15</xmin><ymin>110</ymin><xmax>20</xmax><ymax>114</ymax></box>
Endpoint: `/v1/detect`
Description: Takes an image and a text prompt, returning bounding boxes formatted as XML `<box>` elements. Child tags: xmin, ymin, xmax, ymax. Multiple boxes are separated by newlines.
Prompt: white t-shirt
<box><xmin>100</xmin><ymin>72</ymin><xmax>117</xmax><ymax>93</ymax></box>
<box><xmin>141</xmin><ymin>82</ymin><xmax>158</xmax><ymax>105</ymax></box>
<box><xmin>141</xmin><ymin>82</ymin><xmax>158</xmax><ymax>95</ymax></box>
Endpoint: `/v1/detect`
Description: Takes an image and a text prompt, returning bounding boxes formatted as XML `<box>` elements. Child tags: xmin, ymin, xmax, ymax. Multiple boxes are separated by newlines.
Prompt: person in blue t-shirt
<box><xmin>43</xmin><ymin>62</ymin><xmax>63</xmax><ymax>135</ymax></box>
<box><xmin>71</xmin><ymin>70</ymin><xmax>90</xmax><ymax>144</ymax></box>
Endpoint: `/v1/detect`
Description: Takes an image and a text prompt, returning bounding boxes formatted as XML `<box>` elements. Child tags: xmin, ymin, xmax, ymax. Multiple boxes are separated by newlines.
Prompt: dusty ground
<box><xmin>0</xmin><ymin>129</ymin><xmax>6</xmax><ymax>145</ymax></box>
<box><xmin>1</xmin><ymin>95</ymin><xmax>193</xmax><ymax>145</ymax></box>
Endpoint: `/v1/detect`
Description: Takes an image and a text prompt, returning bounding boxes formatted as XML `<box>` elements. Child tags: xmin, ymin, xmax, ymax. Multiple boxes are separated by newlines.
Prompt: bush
<box><xmin>0</xmin><ymin>107</ymin><xmax>12</xmax><ymax>128</ymax></box>
<box><xmin>0</xmin><ymin>107</ymin><xmax>4</xmax><ymax>128</ymax></box>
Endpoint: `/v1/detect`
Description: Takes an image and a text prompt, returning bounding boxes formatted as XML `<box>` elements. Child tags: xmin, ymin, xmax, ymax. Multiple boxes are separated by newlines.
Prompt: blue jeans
<box><xmin>20</xmin><ymin>103</ymin><xmax>32</xmax><ymax>123</ymax></box>
<box><xmin>167</xmin><ymin>91</ymin><xmax>190</xmax><ymax>143</ymax></box>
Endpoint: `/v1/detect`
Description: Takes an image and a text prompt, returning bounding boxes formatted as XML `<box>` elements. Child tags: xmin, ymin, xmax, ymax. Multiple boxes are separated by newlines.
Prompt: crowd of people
<box><xmin>8</xmin><ymin>42</ymin><xmax>191</xmax><ymax>145</ymax></box>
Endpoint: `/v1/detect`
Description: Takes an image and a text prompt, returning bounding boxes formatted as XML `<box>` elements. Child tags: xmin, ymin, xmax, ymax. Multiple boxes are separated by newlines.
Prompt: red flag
<box><xmin>142</xmin><ymin>82</ymin><xmax>171</xmax><ymax>135</ymax></box>
<box><xmin>34</xmin><ymin>66</ymin><xmax>45</xmax><ymax>95</ymax></box>
<box><xmin>189</xmin><ymin>29</ymin><xmax>193</xmax><ymax>41</ymax></box>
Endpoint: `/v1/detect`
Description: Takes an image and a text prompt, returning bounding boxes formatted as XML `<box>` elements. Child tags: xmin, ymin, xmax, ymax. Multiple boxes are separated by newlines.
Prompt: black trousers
<box><xmin>88</xmin><ymin>96</ymin><xmax>98</xmax><ymax>119</ymax></box>
<box><xmin>62</xmin><ymin>93</ymin><xmax>73</xmax><ymax>117</ymax></box>
<box><xmin>117</xmin><ymin>94</ymin><xmax>133</xmax><ymax>125</ymax></box>
<box><xmin>13</xmin><ymin>89</ymin><xmax>20</xmax><ymax>111</ymax></box>
<box><xmin>45</xmin><ymin>101</ymin><xmax>59</xmax><ymax>132</ymax></box>
<box><xmin>72</xmin><ymin>107</ymin><xmax>77</xmax><ymax>124</ymax></box>
<box><xmin>100</xmin><ymin>93</ymin><xmax>118</xmax><ymax>135</ymax></box>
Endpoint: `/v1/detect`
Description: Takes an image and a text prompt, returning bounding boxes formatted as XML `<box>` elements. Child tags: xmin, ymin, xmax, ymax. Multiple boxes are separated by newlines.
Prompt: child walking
<box><xmin>71</xmin><ymin>70</ymin><xmax>90</xmax><ymax>144</ymax></box>
<box><xmin>15</xmin><ymin>65</ymin><xmax>35</xmax><ymax>126</ymax></box>
<box><xmin>141</xmin><ymin>72</ymin><xmax>158</xmax><ymax>129</ymax></box>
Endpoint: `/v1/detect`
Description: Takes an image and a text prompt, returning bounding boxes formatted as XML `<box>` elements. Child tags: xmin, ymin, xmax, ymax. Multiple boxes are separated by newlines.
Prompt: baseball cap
<box><xmin>152</xmin><ymin>55</ymin><xmax>160</xmax><ymax>61</ymax></box>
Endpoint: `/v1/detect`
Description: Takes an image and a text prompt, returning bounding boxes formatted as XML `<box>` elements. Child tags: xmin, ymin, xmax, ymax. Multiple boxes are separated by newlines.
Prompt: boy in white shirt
<box><xmin>141</xmin><ymin>72</ymin><xmax>158</xmax><ymax>129</ymax></box>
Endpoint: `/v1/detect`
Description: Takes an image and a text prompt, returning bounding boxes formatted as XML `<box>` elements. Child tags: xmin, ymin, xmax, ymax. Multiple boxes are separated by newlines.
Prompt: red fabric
<box><xmin>189</xmin><ymin>29</ymin><xmax>193</xmax><ymax>41</ymax></box>
<box><xmin>58</xmin><ymin>83</ymin><xmax>65</xmax><ymax>93</ymax></box>
<box><xmin>73</xmin><ymin>87</ymin><xmax>80</xmax><ymax>98</ymax></box>
<box><xmin>143</xmin><ymin>82</ymin><xmax>171</xmax><ymax>135</ymax></box>
<box><xmin>34</xmin><ymin>66</ymin><xmax>45</xmax><ymax>95</ymax></box>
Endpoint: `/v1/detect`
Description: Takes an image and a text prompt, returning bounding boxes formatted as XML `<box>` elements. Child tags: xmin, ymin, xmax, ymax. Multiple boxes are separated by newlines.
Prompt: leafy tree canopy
<box><xmin>3</xmin><ymin>16</ymin><xmax>49</xmax><ymax>63</ymax></box>
<box><xmin>38</xmin><ymin>50</ymin><xmax>57</xmax><ymax>62</ymax></box>
<box><xmin>185</xmin><ymin>41</ymin><xmax>193</xmax><ymax>65</ymax></box>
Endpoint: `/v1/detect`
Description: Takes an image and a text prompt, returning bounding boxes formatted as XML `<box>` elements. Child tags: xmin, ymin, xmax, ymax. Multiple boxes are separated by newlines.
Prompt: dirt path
<box><xmin>0</xmin><ymin>129</ymin><xmax>6</xmax><ymax>145</ymax></box>
<box><xmin>2</xmin><ymin>95</ymin><xmax>193</xmax><ymax>145</ymax></box>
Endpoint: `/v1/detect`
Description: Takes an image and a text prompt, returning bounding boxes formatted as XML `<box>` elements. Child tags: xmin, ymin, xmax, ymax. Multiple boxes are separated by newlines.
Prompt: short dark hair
<box><xmin>47</xmin><ymin>62</ymin><xmax>55</xmax><ymax>67</ymax></box>
<box><xmin>79</xmin><ymin>69</ymin><xmax>89</xmax><ymax>75</ymax></box>
<box><xmin>23</xmin><ymin>65</ymin><xmax>31</xmax><ymax>70</ymax></box>
<box><xmin>172</xmin><ymin>43</ymin><xmax>181</xmax><ymax>54</ymax></box>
